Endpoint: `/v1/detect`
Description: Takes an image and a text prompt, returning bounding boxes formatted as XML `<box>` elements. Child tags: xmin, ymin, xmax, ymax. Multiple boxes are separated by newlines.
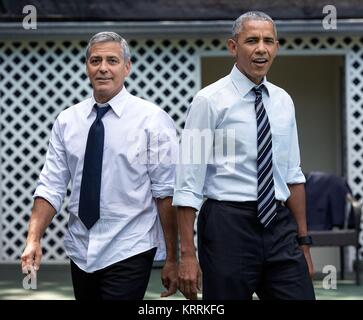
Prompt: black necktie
<box><xmin>78</xmin><ymin>104</ymin><xmax>111</xmax><ymax>229</ymax></box>
<box><xmin>252</xmin><ymin>86</ymin><xmax>277</xmax><ymax>228</ymax></box>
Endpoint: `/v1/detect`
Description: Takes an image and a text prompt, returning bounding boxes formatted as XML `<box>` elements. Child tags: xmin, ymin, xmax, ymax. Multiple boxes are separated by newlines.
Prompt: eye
<box><xmin>246</xmin><ymin>38</ymin><xmax>257</xmax><ymax>44</ymax></box>
<box><xmin>108</xmin><ymin>58</ymin><xmax>119</xmax><ymax>64</ymax></box>
<box><xmin>89</xmin><ymin>58</ymin><xmax>100</xmax><ymax>65</ymax></box>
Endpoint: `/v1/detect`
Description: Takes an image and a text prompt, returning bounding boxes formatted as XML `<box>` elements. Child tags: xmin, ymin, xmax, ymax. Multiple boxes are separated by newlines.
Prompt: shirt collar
<box><xmin>230</xmin><ymin>64</ymin><xmax>270</xmax><ymax>98</ymax></box>
<box><xmin>88</xmin><ymin>86</ymin><xmax>130</xmax><ymax>118</ymax></box>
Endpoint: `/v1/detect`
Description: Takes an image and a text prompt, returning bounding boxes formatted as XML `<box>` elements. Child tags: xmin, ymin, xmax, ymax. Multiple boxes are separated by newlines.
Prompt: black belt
<box><xmin>207</xmin><ymin>198</ymin><xmax>285</xmax><ymax>208</ymax></box>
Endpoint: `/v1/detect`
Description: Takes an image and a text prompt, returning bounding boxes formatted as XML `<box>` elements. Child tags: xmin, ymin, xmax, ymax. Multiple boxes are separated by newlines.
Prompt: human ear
<box><xmin>227</xmin><ymin>38</ymin><xmax>238</xmax><ymax>58</ymax></box>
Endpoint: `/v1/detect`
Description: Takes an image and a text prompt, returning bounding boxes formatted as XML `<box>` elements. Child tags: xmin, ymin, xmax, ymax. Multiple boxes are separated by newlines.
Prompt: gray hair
<box><xmin>85</xmin><ymin>31</ymin><xmax>131</xmax><ymax>62</ymax></box>
<box><xmin>232</xmin><ymin>11</ymin><xmax>277</xmax><ymax>38</ymax></box>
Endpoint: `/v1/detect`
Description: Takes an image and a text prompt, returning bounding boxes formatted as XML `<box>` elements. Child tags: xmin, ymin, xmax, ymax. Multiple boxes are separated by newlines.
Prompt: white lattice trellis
<box><xmin>0</xmin><ymin>35</ymin><xmax>363</xmax><ymax>262</ymax></box>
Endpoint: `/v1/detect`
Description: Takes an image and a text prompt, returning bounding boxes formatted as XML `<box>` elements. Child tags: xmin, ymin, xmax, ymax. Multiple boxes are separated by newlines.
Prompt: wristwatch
<box><xmin>296</xmin><ymin>235</ymin><xmax>313</xmax><ymax>246</ymax></box>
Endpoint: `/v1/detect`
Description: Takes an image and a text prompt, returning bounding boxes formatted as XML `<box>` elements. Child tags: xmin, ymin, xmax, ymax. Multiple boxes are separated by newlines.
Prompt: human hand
<box><xmin>160</xmin><ymin>259</ymin><xmax>178</xmax><ymax>298</ymax></box>
<box><xmin>300</xmin><ymin>245</ymin><xmax>315</xmax><ymax>279</ymax></box>
<box><xmin>21</xmin><ymin>240</ymin><xmax>42</xmax><ymax>274</ymax></box>
<box><xmin>178</xmin><ymin>255</ymin><xmax>202</xmax><ymax>300</ymax></box>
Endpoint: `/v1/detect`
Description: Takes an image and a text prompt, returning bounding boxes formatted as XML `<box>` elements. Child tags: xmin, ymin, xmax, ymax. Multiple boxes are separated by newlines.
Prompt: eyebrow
<box><xmin>245</xmin><ymin>36</ymin><xmax>275</xmax><ymax>41</ymax></box>
<box><xmin>89</xmin><ymin>55</ymin><xmax>120</xmax><ymax>59</ymax></box>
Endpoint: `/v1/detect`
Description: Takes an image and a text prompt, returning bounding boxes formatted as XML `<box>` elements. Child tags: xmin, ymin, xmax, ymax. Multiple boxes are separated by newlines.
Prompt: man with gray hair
<box><xmin>21</xmin><ymin>32</ymin><xmax>179</xmax><ymax>300</ymax></box>
<box><xmin>174</xmin><ymin>12</ymin><xmax>315</xmax><ymax>300</ymax></box>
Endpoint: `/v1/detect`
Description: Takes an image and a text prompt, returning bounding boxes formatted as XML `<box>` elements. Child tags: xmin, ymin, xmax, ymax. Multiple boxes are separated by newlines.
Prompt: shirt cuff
<box><xmin>151</xmin><ymin>183</ymin><xmax>174</xmax><ymax>199</ymax></box>
<box><xmin>286</xmin><ymin>167</ymin><xmax>306</xmax><ymax>184</ymax></box>
<box><xmin>33</xmin><ymin>186</ymin><xmax>62</xmax><ymax>213</ymax></box>
<box><xmin>172</xmin><ymin>189</ymin><xmax>204</xmax><ymax>211</ymax></box>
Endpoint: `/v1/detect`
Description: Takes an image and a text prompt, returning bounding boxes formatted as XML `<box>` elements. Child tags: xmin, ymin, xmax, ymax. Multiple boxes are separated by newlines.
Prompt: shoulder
<box><xmin>197</xmin><ymin>75</ymin><xmax>232</xmax><ymax>101</ymax></box>
<box><xmin>56</xmin><ymin>97</ymin><xmax>92</xmax><ymax>123</ymax></box>
<box><xmin>127</xmin><ymin>94</ymin><xmax>176</xmax><ymax>129</ymax></box>
<box><xmin>128</xmin><ymin>94</ymin><xmax>161</xmax><ymax>114</ymax></box>
<box><xmin>128</xmin><ymin>94</ymin><xmax>167</xmax><ymax>118</ymax></box>
<box><xmin>266</xmin><ymin>81</ymin><xmax>294</xmax><ymax>105</ymax></box>
<box><xmin>190</xmin><ymin>75</ymin><xmax>234</xmax><ymax>115</ymax></box>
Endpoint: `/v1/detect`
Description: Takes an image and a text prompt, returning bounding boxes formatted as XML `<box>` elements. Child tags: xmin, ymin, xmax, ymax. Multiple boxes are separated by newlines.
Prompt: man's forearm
<box><xmin>177</xmin><ymin>206</ymin><xmax>197</xmax><ymax>257</ymax></box>
<box><xmin>27</xmin><ymin>197</ymin><xmax>56</xmax><ymax>243</ymax></box>
<box><xmin>156</xmin><ymin>197</ymin><xmax>178</xmax><ymax>261</ymax></box>
<box><xmin>285</xmin><ymin>183</ymin><xmax>308</xmax><ymax>236</ymax></box>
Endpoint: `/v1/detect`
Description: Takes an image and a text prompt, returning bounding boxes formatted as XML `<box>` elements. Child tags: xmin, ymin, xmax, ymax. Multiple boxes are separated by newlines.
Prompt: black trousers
<box><xmin>70</xmin><ymin>247</ymin><xmax>156</xmax><ymax>300</ymax></box>
<box><xmin>198</xmin><ymin>199</ymin><xmax>315</xmax><ymax>300</ymax></box>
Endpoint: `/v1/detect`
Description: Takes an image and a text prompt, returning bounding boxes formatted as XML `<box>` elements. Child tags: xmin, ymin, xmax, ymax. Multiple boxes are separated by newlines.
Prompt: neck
<box><xmin>94</xmin><ymin>87</ymin><xmax>123</xmax><ymax>104</ymax></box>
<box><xmin>94</xmin><ymin>95</ymin><xmax>111</xmax><ymax>104</ymax></box>
<box><xmin>235</xmin><ymin>64</ymin><xmax>264</xmax><ymax>85</ymax></box>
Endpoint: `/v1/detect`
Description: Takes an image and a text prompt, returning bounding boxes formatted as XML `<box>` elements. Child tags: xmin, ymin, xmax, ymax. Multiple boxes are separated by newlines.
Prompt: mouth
<box><xmin>95</xmin><ymin>78</ymin><xmax>112</xmax><ymax>81</ymax></box>
<box><xmin>252</xmin><ymin>58</ymin><xmax>268</xmax><ymax>66</ymax></box>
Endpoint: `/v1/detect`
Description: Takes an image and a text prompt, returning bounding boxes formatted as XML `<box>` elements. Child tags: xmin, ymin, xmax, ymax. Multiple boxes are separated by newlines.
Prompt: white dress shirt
<box><xmin>173</xmin><ymin>65</ymin><xmax>305</xmax><ymax>211</ymax></box>
<box><xmin>34</xmin><ymin>87</ymin><xmax>178</xmax><ymax>272</ymax></box>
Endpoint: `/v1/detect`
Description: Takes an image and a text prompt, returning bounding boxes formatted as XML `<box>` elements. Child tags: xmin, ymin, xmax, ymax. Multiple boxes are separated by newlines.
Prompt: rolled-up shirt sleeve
<box><xmin>172</xmin><ymin>96</ymin><xmax>217</xmax><ymax>210</ymax></box>
<box><xmin>33</xmin><ymin>117</ymin><xmax>71</xmax><ymax>212</ymax></box>
<box><xmin>147</xmin><ymin>110</ymin><xmax>179</xmax><ymax>199</ymax></box>
<box><xmin>286</xmin><ymin>115</ymin><xmax>306</xmax><ymax>184</ymax></box>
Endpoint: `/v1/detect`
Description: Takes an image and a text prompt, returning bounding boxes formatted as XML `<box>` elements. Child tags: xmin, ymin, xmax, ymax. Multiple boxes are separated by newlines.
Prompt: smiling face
<box><xmin>86</xmin><ymin>41</ymin><xmax>131</xmax><ymax>103</ymax></box>
<box><xmin>227</xmin><ymin>19</ymin><xmax>279</xmax><ymax>84</ymax></box>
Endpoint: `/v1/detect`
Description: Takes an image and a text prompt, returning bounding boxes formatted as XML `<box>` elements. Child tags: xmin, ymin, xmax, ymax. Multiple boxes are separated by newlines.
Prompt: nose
<box><xmin>256</xmin><ymin>40</ymin><xmax>267</xmax><ymax>54</ymax></box>
<box><xmin>99</xmin><ymin>59</ymin><xmax>108</xmax><ymax>73</ymax></box>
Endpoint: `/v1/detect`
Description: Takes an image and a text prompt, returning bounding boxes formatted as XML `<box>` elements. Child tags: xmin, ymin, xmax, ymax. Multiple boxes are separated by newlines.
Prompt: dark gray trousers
<box><xmin>70</xmin><ymin>247</ymin><xmax>156</xmax><ymax>300</ymax></box>
<box><xmin>198</xmin><ymin>199</ymin><xmax>315</xmax><ymax>300</ymax></box>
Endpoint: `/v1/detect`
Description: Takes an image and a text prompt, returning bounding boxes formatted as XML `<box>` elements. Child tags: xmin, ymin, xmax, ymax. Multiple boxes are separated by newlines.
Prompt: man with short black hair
<box><xmin>174</xmin><ymin>12</ymin><xmax>315</xmax><ymax>300</ymax></box>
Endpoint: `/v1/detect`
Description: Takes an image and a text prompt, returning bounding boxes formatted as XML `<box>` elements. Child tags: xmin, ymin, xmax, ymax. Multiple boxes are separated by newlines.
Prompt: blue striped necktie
<box><xmin>252</xmin><ymin>86</ymin><xmax>277</xmax><ymax>228</ymax></box>
<box><xmin>78</xmin><ymin>104</ymin><xmax>111</xmax><ymax>230</ymax></box>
